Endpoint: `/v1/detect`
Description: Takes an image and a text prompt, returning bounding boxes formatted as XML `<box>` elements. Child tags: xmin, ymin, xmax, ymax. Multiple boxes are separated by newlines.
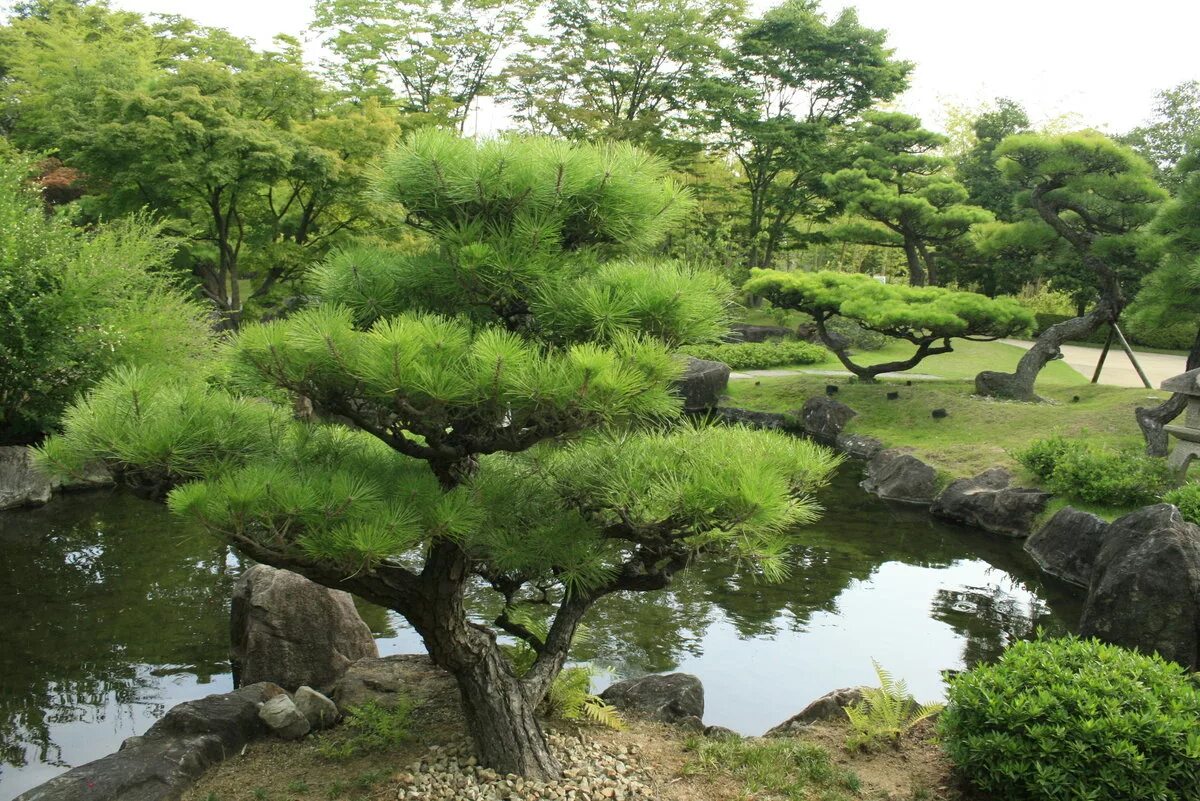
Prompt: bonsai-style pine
<box><xmin>973</xmin><ymin>133</ymin><xmax>1165</xmax><ymax>401</ymax></box>
<box><xmin>744</xmin><ymin>270</ymin><xmax>1032</xmax><ymax>382</ymax></box>
<box><xmin>37</xmin><ymin>131</ymin><xmax>841</xmax><ymax>779</ymax></box>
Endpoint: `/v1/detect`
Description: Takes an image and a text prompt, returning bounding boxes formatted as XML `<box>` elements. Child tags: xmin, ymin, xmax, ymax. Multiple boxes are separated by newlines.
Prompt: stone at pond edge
<box><xmin>711</xmin><ymin>407</ymin><xmax>802</xmax><ymax>432</ymax></box>
<box><xmin>258</xmin><ymin>694</ymin><xmax>311</xmax><ymax>739</ymax></box>
<box><xmin>294</xmin><ymin>685</ymin><xmax>339</xmax><ymax>730</ymax></box>
<box><xmin>331</xmin><ymin>654</ymin><xmax>460</xmax><ymax>714</ymax></box>
<box><xmin>1024</xmin><ymin>507</ymin><xmax>1109</xmax><ymax>587</ymax></box>
<box><xmin>0</xmin><ymin>445</ymin><xmax>113</xmax><ymax>511</ymax></box>
<box><xmin>800</xmin><ymin>396</ymin><xmax>857</xmax><ymax>445</ymax></box>
<box><xmin>1079</xmin><ymin>504</ymin><xmax>1200</xmax><ymax>670</ymax></box>
<box><xmin>15</xmin><ymin>682</ymin><xmax>281</xmax><ymax>801</ymax></box>
<box><xmin>929</xmin><ymin>468</ymin><xmax>1051</xmax><ymax>538</ymax></box>
<box><xmin>860</xmin><ymin>449</ymin><xmax>938</xmax><ymax>505</ymax></box>
<box><xmin>599</xmin><ymin>673</ymin><xmax>704</xmax><ymax>726</ymax></box>
<box><xmin>676</xmin><ymin>358</ymin><xmax>731</xmax><ymax>412</ymax></box>
<box><xmin>764</xmin><ymin>687</ymin><xmax>866</xmax><ymax>736</ymax></box>
<box><xmin>835</xmin><ymin>432</ymin><xmax>884</xmax><ymax>460</ymax></box>
<box><xmin>231</xmin><ymin>564</ymin><xmax>378</xmax><ymax>692</ymax></box>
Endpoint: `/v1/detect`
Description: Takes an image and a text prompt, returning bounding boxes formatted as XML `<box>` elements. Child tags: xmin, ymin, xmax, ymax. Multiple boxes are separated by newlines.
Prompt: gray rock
<box><xmin>676</xmin><ymin>358</ymin><xmax>731</xmax><ymax>412</ymax></box>
<box><xmin>860</xmin><ymin>450</ymin><xmax>938</xmax><ymax>505</ymax></box>
<box><xmin>1080</xmin><ymin>504</ymin><xmax>1200</xmax><ymax>670</ymax></box>
<box><xmin>231</xmin><ymin>564</ymin><xmax>378</xmax><ymax>691</ymax></box>
<box><xmin>331</xmin><ymin>654</ymin><xmax>459</xmax><ymax>714</ymax></box>
<box><xmin>1024</xmin><ymin>507</ymin><xmax>1109</xmax><ymax>587</ymax></box>
<box><xmin>726</xmin><ymin>323</ymin><xmax>795</xmax><ymax>343</ymax></box>
<box><xmin>294</xmin><ymin>686</ymin><xmax>339</xmax><ymax>730</ymax></box>
<box><xmin>930</xmin><ymin>468</ymin><xmax>1051</xmax><ymax>538</ymax></box>
<box><xmin>801</xmin><ymin>397</ymin><xmax>857</xmax><ymax>444</ymax></box>
<box><xmin>0</xmin><ymin>445</ymin><xmax>53</xmax><ymax>510</ymax></box>
<box><xmin>258</xmin><ymin>694</ymin><xmax>311</xmax><ymax>740</ymax></box>
<box><xmin>703</xmin><ymin>725</ymin><xmax>739</xmax><ymax>739</ymax></box>
<box><xmin>600</xmin><ymin>673</ymin><xmax>704</xmax><ymax>725</ymax></box>
<box><xmin>764</xmin><ymin>687</ymin><xmax>865</xmax><ymax>736</ymax></box>
<box><xmin>15</xmin><ymin>683</ymin><xmax>279</xmax><ymax>801</ymax></box>
<box><xmin>711</xmin><ymin>407</ymin><xmax>802</xmax><ymax>432</ymax></box>
<box><xmin>835</xmin><ymin>433</ymin><xmax>884</xmax><ymax>460</ymax></box>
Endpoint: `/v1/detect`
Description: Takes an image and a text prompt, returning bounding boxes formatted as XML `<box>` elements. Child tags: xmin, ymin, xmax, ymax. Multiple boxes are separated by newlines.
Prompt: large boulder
<box><xmin>860</xmin><ymin>449</ymin><xmax>938</xmax><ymax>505</ymax></box>
<box><xmin>231</xmin><ymin>565</ymin><xmax>378</xmax><ymax>692</ymax></box>
<box><xmin>599</xmin><ymin>673</ymin><xmax>704</xmax><ymax>727</ymax></box>
<box><xmin>1079</xmin><ymin>504</ymin><xmax>1200</xmax><ymax>670</ymax></box>
<box><xmin>764</xmin><ymin>687</ymin><xmax>865</xmax><ymax>736</ymax></box>
<box><xmin>0</xmin><ymin>445</ymin><xmax>52</xmax><ymax>510</ymax></box>
<box><xmin>330</xmin><ymin>654</ymin><xmax>460</xmax><ymax>714</ymax></box>
<box><xmin>1024</xmin><ymin>507</ymin><xmax>1109</xmax><ymax>587</ymax></box>
<box><xmin>800</xmin><ymin>397</ymin><xmax>857</xmax><ymax>444</ymax></box>
<box><xmin>930</xmin><ymin>468</ymin><xmax>1051</xmax><ymax>538</ymax></box>
<box><xmin>15</xmin><ymin>683</ymin><xmax>279</xmax><ymax>801</ymax></box>
<box><xmin>675</xmin><ymin>358</ymin><xmax>730</xmax><ymax>412</ymax></box>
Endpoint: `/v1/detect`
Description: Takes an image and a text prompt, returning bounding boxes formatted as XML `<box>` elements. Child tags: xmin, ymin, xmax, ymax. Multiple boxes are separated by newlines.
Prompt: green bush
<box><xmin>1016</xmin><ymin>436</ymin><xmax>1171</xmax><ymax>507</ymax></box>
<box><xmin>940</xmin><ymin>635</ymin><xmax>1200</xmax><ymax>801</ymax></box>
<box><xmin>681</xmin><ymin>341</ymin><xmax>828</xmax><ymax>369</ymax></box>
<box><xmin>1164</xmin><ymin>482</ymin><xmax>1200</xmax><ymax>525</ymax></box>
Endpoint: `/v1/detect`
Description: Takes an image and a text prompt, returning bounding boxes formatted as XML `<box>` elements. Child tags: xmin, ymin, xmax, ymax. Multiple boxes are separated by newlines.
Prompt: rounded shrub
<box><xmin>681</xmin><ymin>341</ymin><xmax>828</xmax><ymax>370</ymax></box>
<box><xmin>1164</xmin><ymin>482</ymin><xmax>1200</xmax><ymax>526</ymax></box>
<box><xmin>940</xmin><ymin>635</ymin><xmax>1200</xmax><ymax>801</ymax></box>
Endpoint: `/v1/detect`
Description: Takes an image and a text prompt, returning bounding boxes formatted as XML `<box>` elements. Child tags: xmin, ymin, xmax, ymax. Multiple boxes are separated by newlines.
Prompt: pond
<box><xmin>0</xmin><ymin>467</ymin><xmax>1082</xmax><ymax>798</ymax></box>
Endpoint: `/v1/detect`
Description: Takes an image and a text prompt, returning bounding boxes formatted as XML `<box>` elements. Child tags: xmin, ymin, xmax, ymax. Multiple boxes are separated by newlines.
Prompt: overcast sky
<box><xmin>107</xmin><ymin>0</ymin><xmax>1199</xmax><ymax>135</ymax></box>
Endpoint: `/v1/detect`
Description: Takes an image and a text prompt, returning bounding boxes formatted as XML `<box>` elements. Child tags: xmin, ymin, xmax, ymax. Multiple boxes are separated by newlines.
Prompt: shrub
<box><xmin>1016</xmin><ymin>437</ymin><xmax>1171</xmax><ymax>507</ymax></box>
<box><xmin>940</xmin><ymin>635</ymin><xmax>1200</xmax><ymax>801</ymax></box>
<box><xmin>681</xmin><ymin>340</ymin><xmax>828</xmax><ymax>369</ymax></box>
<box><xmin>844</xmin><ymin>661</ymin><xmax>942</xmax><ymax>751</ymax></box>
<box><xmin>316</xmin><ymin>700</ymin><xmax>413</xmax><ymax>760</ymax></box>
<box><xmin>1164</xmin><ymin>482</ymin><xmax>1200</xmax><ymax>525</ymax></box>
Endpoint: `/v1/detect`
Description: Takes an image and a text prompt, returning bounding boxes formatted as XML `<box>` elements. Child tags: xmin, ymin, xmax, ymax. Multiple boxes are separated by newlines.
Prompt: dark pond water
<box><xmin>0</xmin><ymin>468</ymin><xmax>1082</xmax><ymax>798</ymax></box>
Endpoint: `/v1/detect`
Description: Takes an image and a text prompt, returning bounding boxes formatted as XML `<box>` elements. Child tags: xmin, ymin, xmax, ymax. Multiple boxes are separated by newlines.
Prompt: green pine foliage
<box><xmin>1016</xmin><ymin>436</ymin><xmax>1171</xmax><ymax>507</ymax></box>
<box><xmin>679</xmin><ymin>341</ymin><xmax>828</xmax><ymax>369</ymax></box>
<box><xmin>843</xmin><ymin>661</ymin><xmax>943</xmax><ymax>751</ymax></box>
<box><xmin>940</xmin><ymin>635</ymin><xmax>1200</xmax><ymax>801</ymax></box>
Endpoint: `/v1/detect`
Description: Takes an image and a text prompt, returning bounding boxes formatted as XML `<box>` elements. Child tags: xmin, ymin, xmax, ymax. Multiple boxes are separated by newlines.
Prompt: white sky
<box><xmin>105</xmin><ymin>0</ymin><xmax>1200</xmax><ymax>135</ymax></box>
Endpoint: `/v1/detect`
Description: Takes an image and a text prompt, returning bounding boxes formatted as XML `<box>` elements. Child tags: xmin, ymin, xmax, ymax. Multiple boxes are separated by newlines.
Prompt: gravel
<box><xmin>390</xmin><ymin>732</ymin><xmax>657</xmax><ymax>801</ymax></box>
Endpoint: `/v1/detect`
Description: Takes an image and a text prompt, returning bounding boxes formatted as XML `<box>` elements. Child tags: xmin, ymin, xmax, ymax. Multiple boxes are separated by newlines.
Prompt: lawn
<box><xmin>724</xmin><ymin>340</ymin><xmax>1168</xmax><ymax>517</ymax></box>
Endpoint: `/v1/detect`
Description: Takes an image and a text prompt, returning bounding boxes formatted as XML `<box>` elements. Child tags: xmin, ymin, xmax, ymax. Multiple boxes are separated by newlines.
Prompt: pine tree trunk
<box><xmin>975</xmin><ymin>303</ymin><xmax>1113</xmax><ymax>401</ymax></box>
<box><xmin>903</xmin><ymin>239</ymin><xmax>926</xmax><ymax>286</ymax></box>
<box><xmin>1136</xmin><ymin>323</ymin><xmax>1200</xmax><ymax>455</ymax></box>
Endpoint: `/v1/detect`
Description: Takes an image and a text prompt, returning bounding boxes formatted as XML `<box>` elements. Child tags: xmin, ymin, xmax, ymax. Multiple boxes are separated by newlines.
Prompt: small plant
<box><xmin>252</xmin><ymin>789</ymin><xmax>268</xmax><ymax>800</ymax></box>
<box><xmin>1164</xmin><ymin>482</ymin><xmax>1200</xmax><ymax>525</ymax></box>
<box><xmin>286</xmin><ymin>780</ymin><xmax>309</xmax><ymax>794</ymax></box>
<box><xmin>325</xmin><ymin>781</ymin><xmax>347</xmax><ymax>801</ymax></box>
<box><xmin>684</xmin><ymin>734</ymin><xmax>860</xmax><ymax>801</ymax></box>
<box><xmin>940</xmin><ymin>634</ymin><xmax>1200</xmax><ymax>801</ymax></box>
<box><xmin>681</xmin><ymin>340</ymin><xmax>829</xmax><ymax>369</ymax></box>
<box><xmin>843</xmin><ymin>661</ymin><xmax>943</xmax><ymax>751</ymax></box>
<box><xmin>315</xmin><ymin>700</ymin><xmax>413</xmax><ymax>760</ymax></box>
<box><xmin>1016</xmin><ymin>436</ymin><xmax>1172</xmax><ymax>507</ymax></box>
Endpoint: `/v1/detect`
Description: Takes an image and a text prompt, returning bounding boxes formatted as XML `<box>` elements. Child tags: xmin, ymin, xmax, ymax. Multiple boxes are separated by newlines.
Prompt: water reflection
<box><xmin>0</xmin><ymin>468</ymin><xmax>1082</xmax><ymax>796</ymax></box>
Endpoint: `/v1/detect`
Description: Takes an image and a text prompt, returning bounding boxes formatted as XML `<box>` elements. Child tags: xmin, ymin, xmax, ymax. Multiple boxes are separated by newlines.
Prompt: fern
<box><xmin>844</xmin><ymin>661</ymin><xmax>943</xmax><ymax>751</ymax></box>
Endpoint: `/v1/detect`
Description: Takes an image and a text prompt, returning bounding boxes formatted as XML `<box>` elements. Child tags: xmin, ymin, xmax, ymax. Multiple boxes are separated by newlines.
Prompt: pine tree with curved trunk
<box><xmin>974</xmin><ymin>133</ymin><xmax>1165</xmax><ymax>401</ymax></box>
<box><xmin>744</xmin><ymin>270</ymin><xmax>1032</xmax><ymax>382</ymax></box>
<box><xmin>36</xmin><ymin>131</ymin><xmax>841</xmax><ymax>780</ymax></box>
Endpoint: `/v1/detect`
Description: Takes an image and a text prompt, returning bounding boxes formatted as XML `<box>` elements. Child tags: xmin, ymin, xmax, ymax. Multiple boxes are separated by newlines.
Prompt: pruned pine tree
<box><xmin>973</xmin><ymin>133</ymin><xmax>1164</xmax><ymax>401</ymax></box>
<box><xmin>37</xmin><ymin>131</ymin><xmax>841</xmax><ymax>779</ymax></box>
<box><xmin>744</xmin><ymin>270</ymin><xmax>1032</xmax><ymax>382</ymax></box>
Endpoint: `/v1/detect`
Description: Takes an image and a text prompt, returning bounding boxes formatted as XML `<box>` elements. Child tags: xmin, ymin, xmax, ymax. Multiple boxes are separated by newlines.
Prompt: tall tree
<box><xmin>39</xmin><ymin>131</ymin><xmax>840</xmax><ymax>778</ymax></box>
<box><xmin>506</xmin><ymin>0</ymin><xmax>743</xmax><ymax>158</ymax></box>
<box><xmin>1133</xmin><ymin>136</ymin><xmax>1200</xmax><ymax>454</ymax></box>
<box><xmin>974</xmin><ymin>133</ymin><xmax>1165</xmax><ymax>401</ymax></box>
<box><xmin>720</xmin><ymin>0</ymin><xmax>910</xmax><ymax>269</ymax></box>
<box><xmin>955</xmin><ymin>98</ymin><xmax>1031</xmax><ymax>220</ymax></box>
<box><xmin>822</xmin><ymin>111</ymin><xmax>992</xmax><ymax>286</ymax></box>
<box><xmin>1122</xmin><ymin>80</ymin><xmax>1200</xmax><ymax>192</ymax></box>
<box><xmin>313</xmin><ymin>0</ymin><xmax>536</xmax><ymax>130</ymax></box>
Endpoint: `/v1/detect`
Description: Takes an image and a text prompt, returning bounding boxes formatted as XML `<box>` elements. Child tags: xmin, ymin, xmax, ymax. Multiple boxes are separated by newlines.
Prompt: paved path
<box><xmin>1001</xmin><ymin>338</ymin><xmax>1187</xmax><ymax>389</ymax></box>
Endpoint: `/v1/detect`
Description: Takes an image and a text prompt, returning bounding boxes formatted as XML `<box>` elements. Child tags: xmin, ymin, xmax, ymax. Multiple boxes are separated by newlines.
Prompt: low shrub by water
<box><xmin>1163</xmin><ymin>482</ymin><xmax>1200</xmax><ymax>525</ymax></box>
<box><xmin>682</xmin><ymin>341</ymin><xmax>828</xmax><ymax>369</ymax></box>
<box><xmin>940</xmin><ymin>635</ymin><xmax>1200</xmax><ymax>801</ymax></box>
<box><xmin>1016</xmin><ymin>436</ymin><xmax>1171</xmax><ymax>507</ymax></box>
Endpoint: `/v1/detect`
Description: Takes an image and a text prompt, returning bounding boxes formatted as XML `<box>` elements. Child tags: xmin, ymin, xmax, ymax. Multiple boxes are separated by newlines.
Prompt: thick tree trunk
<box><xmin>903</xmin><ymin>239</ymin><xmax>926</xmax><ymax>286</ymax></box>
<box><xmin>975</xmin><ymin>302</ymin><xmax>1114</xmax><ymax>401</ymax></box>
<box><xmin>813</xmin><ymin>314</ymin><xmax>951</xmax><ymax>383</ymax></box>
<box><xmin>1136</xmin><ymin>323</ymin><xmax>1200</xmax><ymax>455</ymax></box>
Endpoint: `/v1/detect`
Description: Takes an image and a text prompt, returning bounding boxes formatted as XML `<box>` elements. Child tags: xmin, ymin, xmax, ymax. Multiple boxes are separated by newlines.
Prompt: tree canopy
<box><xmin>744</xmin><ymin>269</ymin><xmax>1032</xmax><ymax>381</ymax></box>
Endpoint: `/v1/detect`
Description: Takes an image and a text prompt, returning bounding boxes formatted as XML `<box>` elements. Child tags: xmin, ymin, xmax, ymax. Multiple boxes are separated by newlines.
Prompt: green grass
<box><xmin>726</xmin><ymin>341</ymin><xmax>1167</xmax><ymax>511</ymax></box>
<box><xmin>683</xmin><ymin>735</ymin><xmax>861</xmax><ymax>801</ymax></box>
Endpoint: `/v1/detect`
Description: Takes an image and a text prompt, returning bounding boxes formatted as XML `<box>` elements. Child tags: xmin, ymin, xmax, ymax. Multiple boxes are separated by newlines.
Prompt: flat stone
<box><xmin>1024</xmin><ymin>507</ymin><xmax>1109</xmax><ymax>587</ymax></box>
<box><xmin>835</xmin><ymin>433</ymin><xmax>884</xmax><ymax>460</ymax></box>
<box><xmin>294</xmin><ymin>686</ymin><xmax>339</xmax><ymax>730</ymax></box>
<box><xmin>331</xmin><ymin>654</ymin><xmax>459</xmax><ymax>714</ymax></box>
<box><xmin>930</xmin><ymin>468</ymin><xmax>1051</xmax><ymax>538</ymax></box>
<box><xmin>764</xmin><ymin>687</ymin><xmax>865</xmax><ymax>736</ymax></box>
<box><xmin>258</xmin><ymin>694</ymin><xmax>311</xmax><ymax>740</ymax></box>
<box><xmin>710</xmin><ymin>407</ymin><xmax>802</xmax><ymax>432</ymax></box>
<box><xmin>860</xmin><ymin>449</ymin><xmax>938</xmax><ymax>505</ymax></box>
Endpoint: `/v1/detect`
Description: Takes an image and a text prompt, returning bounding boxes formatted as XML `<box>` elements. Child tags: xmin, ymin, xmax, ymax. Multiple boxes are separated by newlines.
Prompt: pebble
<box><xmin>386</xmin><ymin>732</ymin><xmax>656</xmax><ymax>801</ymax></box>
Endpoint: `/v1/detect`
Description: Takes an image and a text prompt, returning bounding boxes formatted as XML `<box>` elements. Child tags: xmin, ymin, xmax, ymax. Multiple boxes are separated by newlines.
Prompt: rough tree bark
<box><xmin>903</xmin><ymin>239</ymin><xmax>926</xmax><ymax>287</ymax></box>
<box><xmin>813</xmin><ymin>312</ymin><xmax>951</xmax><ymax>382</ymax></box>
<box><xmin>1136</xmin><ymin>324</ymin><xmax>1200</xmax><ymax>455</ymax></box>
